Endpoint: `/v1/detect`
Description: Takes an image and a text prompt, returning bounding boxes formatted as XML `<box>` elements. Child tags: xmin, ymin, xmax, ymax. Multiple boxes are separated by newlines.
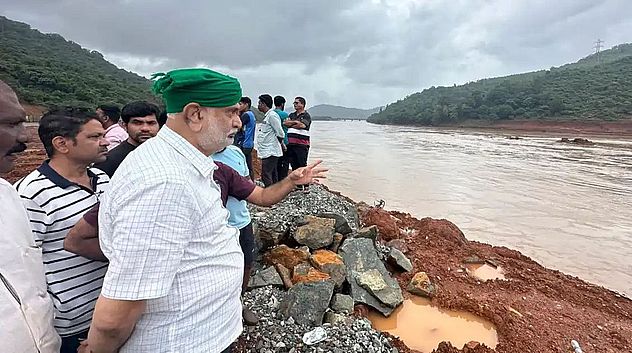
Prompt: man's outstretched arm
<box><xmin>247</xmin><ymin>160</ymin><xmax>327</xmax><ymax>206</ymax></box>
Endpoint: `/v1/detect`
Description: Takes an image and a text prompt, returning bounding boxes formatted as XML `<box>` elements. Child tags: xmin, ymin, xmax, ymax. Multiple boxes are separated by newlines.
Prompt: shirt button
<box><xmin>38</xmin><ymin>291</ymin><xmax>47</xmax><ymax>298</ymax></box>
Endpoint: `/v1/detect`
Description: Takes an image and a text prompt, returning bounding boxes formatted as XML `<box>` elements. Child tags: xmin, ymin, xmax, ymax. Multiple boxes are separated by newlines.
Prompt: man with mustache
<box><xmin>81</xmin><ymin>68</ymin><xmax>251</xmax><ymax>353</ymax></box>
<box><xmin>0</xmin><ymin>80</ymin><xmax>61</xmax><ymax>352</ymax></box>
<box><xmin>93</xmin><ymin>101</ymin><xmax>161</xmax><ymax>177</ymax></box>
<box><xmin>14</xmin><ymin>107</ymin><xmax>110</xmax><ymax>353</ymax></box>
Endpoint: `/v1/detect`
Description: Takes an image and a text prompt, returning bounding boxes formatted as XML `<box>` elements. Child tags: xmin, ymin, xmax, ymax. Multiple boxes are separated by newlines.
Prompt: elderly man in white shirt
<box><xmin>0</xmin><ymin>80</ymin><xmax>61</xmax><ymax>353</ymax></box>
<box><xmin>82</xmin><ymin>68</ymin><xmax>250</xmax><ymax>353</ymax></box>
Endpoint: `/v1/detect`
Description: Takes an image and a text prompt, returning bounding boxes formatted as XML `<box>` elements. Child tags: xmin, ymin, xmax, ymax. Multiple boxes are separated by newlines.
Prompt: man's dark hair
<box><xmin>39</xmin><ymin>107</ymin><xmax>100</xmax><ymax>157</ymax></box>
<box><xmin>240</xmin><ymin>96</ymin><xmax>252</xmax><ymax>109</ymax></box>
<box><xmin>273</xmin><ymin>95</ymin><xmax>286</xmax><ymax>107</ymax></box>
<box><xmin>121</xmin><ymin>101</ymin><xmax>160</xmax><ymax>124</ymax></box>
<box><xmin>97</xmin><ymin>104</ymin><xmax>121</xmax><ymax>121</ymax></box>
<box><xmin>258</xmin><ymin>94</ymin><xmax>273</xmax><ymax>109</ymax></box>
<box><xmin>295</xmin><ymin>96</ymin><xmax>306</xmax><ymax>106</ymax></box>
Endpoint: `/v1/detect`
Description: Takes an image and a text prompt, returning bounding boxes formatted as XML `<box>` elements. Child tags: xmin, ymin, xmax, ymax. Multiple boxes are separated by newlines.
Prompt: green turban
<box><xmin>151</xmin><ymin>68</ymin><xmax>242</xmax><ymax>113</ymax></box>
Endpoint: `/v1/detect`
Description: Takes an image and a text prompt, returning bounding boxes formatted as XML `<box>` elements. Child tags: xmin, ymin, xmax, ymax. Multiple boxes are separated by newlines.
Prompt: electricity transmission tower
<box><xmin>594</xmin><ymin>39</ymin><xmax>604</xmax><ymax>64</ymax></box>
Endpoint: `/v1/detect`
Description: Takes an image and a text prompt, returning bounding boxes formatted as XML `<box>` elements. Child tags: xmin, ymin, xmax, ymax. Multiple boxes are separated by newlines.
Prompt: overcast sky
<box><xmin>2</xmin><ymin>0</ymin><xmax>631</xmax><ymax>109</ymax></box>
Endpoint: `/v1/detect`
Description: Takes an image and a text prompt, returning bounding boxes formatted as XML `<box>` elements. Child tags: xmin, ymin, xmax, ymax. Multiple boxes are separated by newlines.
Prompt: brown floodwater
<box><xmin>465</xmin><ymin>263</ymin><xmax>506</xmax><ymax>281</ymax></box>
<box><xmin>310</xmin><ymin>121</ymin><xmax>632</xmax><ymax>297</ymax></box>
<box><xmin>368</xmin><ymin>296</ymin><xmax>498</xmax><ymax>352</ymax></box>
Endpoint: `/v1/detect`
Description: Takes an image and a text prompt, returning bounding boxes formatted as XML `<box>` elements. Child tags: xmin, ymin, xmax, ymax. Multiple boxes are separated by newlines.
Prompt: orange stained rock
<box><xmin>292</xmin><ymin>268</ymin><xmax>331</xmax><ymax>284</ymax></box>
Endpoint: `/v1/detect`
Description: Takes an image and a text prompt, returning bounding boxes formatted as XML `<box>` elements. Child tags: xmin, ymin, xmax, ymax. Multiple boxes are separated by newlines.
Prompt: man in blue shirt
<box><xmin>235</xmin><ymin>97</ymin><xmax>256</xmax><ymax>180</ymax></box>
<box><xmin>274</xmin><ymin>95</ymin><xmax>290</xmax><ymax>180</ymax></box>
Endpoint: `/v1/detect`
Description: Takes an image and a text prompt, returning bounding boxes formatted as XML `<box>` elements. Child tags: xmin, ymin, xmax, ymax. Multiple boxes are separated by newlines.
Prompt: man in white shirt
<box><xmin>255</xmin><ymin>94</ymin><xmax>284</xmax><ymax>186</ymax></box>
<box><xmin>0</xmin><ymin>79</ymin><xmax>61</xmax><ymax>352</ymax></box>
<box><xmin>83</xmin><ymin>68</ymin><xmax>247</xmax><ymax>353</ymax></box>
<box><xmin>96</xmin><ymin>104</ymin><xmax>128</xmax><ymax>150</ymax></box>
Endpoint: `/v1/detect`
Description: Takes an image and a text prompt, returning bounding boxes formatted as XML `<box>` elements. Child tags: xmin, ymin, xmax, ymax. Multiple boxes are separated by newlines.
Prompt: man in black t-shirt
<box><xmin>93</xmin><ymin>101</ymin><xmax>161</xmax><ymax>177</ymax></box>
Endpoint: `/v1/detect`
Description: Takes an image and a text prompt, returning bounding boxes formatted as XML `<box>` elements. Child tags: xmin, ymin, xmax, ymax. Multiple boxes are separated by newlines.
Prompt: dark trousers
<box><xmin>61</xmin><ymin>329</ymin><xmax>89</xmax><ymax>353</ymax></box>
<box><xmin>261</xmin><ymin>156</ymin><xmax>279</xmax><ymax>187</ymax></box>
<box><xmin>241</xmin><ymin>147</ymin><xmax>254</xmax><ymax>181</ymax></box>
<box><xmin>277</xmin><ymin>150</ymin><xmax>289</xmax><ymax>180</ymax></box>
<box><xmin>287</xmin><ymin>144</ymin><xmax>310</xmax><ymax>170</ymax></box>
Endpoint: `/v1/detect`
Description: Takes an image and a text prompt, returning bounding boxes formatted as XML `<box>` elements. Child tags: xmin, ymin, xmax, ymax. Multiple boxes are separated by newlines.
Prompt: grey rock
<box><xmin>355</xmin><ymin>269</ymin><xmax>403</xmax><ymax>308</ymax></box>
<box><xmin>331</xmin><ymin>294</ymin><xmax>354</xmax><ymax>314</ymax></box>
<box><xmin>248</xmin><ymin>266</ymin><xmax>284</xmax><ymax>289</ymax></box>
<box><xmin>356</xmin><ymin>225</ymin><xmax>378</xmax><ymax>241</ymax></box>
<box><xmin>324</xmin><ymin>311</ymin><xmax>350</xmax><ymax>325</ymax></box>
<box><xmin>293</xmin><ymin>262</ymin><xmax>314</xmax><ymax>277</ymax></box>
<box><xmin>318</xmin><ymin>212</ymin><xmax>353</xmax><ymax>235</ymax></box>
<box><xmin>339</xmin><ymin>238</ymin><xmax>402</xmax><ymax>316</ymax></box>
<box><xmin>280</xmin><ymin>280</ymin><xmax>335</xmax><ymax>326</ymax></box>
<box><xmin>293</xmin><ymin>216</ymin><xmax>336</xmax><ymax>250</ymax></box>
<box><xmin>256</xmin><ymin>223</ymin><xmax>288</xmax><ymax>250</ymax></box>
<box><xmin>388</xmin><ymin>247</ymin><xmax>413</xmax><ymax>272</ymax></box>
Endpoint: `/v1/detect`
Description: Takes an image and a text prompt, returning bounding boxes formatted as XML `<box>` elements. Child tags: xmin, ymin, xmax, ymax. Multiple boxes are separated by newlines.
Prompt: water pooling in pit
<box><xmin>367</xmin><ymin>296</ymin><xmax>499</xmax><ymax>352</ymax></box>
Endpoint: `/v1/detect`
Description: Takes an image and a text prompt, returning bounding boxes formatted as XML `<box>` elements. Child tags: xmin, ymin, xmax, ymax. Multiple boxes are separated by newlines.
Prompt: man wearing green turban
<box><xmin>83</xmin><ymin>68</ymin><xmax>246</xmax><ymax>353</ymax></box>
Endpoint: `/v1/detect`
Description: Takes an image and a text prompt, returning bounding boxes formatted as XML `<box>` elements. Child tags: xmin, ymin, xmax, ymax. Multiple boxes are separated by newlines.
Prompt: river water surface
<box><xmin>308</xmin><ymin>121</ymin><xmax>632</xmax><ymax>297</ymax></box>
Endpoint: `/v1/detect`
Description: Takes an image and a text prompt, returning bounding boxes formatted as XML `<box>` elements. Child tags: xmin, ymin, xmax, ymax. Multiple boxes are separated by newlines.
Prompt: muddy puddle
<box><xmin>368</xmin><ymin>296</ymin><xmax>498</xmax><ymax>352</ymax></box>
<box><xmin>465</xmin><ymin>263</ymin><xmax>506</xmax><ymax>281</ymax></box>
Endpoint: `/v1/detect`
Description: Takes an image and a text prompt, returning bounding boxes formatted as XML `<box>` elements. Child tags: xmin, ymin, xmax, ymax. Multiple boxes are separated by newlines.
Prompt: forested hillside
<box><xmin>368</xmin><ymin>44</ymin><xmax>632</xmax><ymax>125</ymax></box>
<box><xmin>0</xmin><ymin>16</ymin><xmax>155</xmax><ymax>108</ymax></box>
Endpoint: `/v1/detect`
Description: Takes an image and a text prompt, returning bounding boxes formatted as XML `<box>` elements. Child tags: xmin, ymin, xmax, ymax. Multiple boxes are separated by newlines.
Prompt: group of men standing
<box><xmin>0</xmin><ymin>67</ymin><xmax>326</xmax><ymax>353</ymax></box>
<box><xmin>235</xmin><ymin>93</ymin><xmax>312</xmax><ymax>187</ymax></box>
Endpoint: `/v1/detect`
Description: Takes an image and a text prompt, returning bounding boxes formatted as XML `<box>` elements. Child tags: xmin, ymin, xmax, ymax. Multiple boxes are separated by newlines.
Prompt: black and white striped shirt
<box><xmin>15</xmin><ymin>161</ymin><xmax>109</xmax><ymax>337</ymax></box>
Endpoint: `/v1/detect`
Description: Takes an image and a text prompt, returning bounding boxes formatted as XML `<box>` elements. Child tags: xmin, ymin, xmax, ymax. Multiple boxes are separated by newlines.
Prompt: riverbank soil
<box><xmin>454</xmin><ymin>118</ymin><xmax>632</xmax><ymax>136</ymax></box>
<box><xmin>360</xmin><ymin>206</ymin><xmax>632</xmax><ymax>353</ymax></box>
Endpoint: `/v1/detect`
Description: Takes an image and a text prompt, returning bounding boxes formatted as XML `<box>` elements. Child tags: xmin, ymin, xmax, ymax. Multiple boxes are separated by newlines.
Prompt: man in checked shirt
<box><xmin>80</xmin><ymin>68</ymin><xmax>326</xmax><ymax>353</ymax></box>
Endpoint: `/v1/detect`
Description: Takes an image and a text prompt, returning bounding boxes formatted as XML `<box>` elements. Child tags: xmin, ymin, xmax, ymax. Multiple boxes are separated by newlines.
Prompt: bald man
<box><xmin>0</xmin><ymin>80</ymin><xmax>61</xmax><ymax>352</ymax></box>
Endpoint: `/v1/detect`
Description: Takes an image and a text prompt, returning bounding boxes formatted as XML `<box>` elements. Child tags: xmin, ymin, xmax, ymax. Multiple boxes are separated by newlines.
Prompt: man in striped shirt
<box><xmin>285</xmin><ymin>96</ymin><xmax>312</xmax><ymax>170</ymax></box>
<box><xmin>15</xmin><ymin>108</ymin><xmax>110</xmax><ymax>353</ymax></box>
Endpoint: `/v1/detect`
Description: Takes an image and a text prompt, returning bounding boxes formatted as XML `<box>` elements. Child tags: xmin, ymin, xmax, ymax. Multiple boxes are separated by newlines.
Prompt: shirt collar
<box><xmin>157</xmin><ymin>126</ymin><xmax>216</xmax><ymax>178</ymax></box>
<box><xmin>36</xmin><ymin>160</ymin><xmax>99</xmax><ymax>189</ymax></box>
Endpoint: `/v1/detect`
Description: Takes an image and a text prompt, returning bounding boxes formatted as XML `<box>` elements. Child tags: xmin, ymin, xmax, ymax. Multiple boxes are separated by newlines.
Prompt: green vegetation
<box><xmin>368</xmin><ymin>44</ymin><xmax>632</xmax><ymax>125</ymax></box>
<box><xmin>0</xmin><ymin>16</ymin><xmax>155</xmax><ymax>109</ymax></box>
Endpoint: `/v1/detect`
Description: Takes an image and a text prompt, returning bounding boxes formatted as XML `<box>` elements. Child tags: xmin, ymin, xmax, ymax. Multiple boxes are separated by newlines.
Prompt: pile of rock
<box><xmin>238</xmin><ymin>185</ymin><xmax>422</xmax><ymax>351</ymax></box>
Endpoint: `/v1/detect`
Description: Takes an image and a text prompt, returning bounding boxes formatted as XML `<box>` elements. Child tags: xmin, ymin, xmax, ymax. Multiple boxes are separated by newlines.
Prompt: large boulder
<box><xmin>280</xmin><ymin>280</ymin><xmax>335</xmax><ymax>326</ymax></box>
<box><xmin>310</xmin><ymin>250</ymin><xmax>346</xmax><ymax>288</ymax></box>
<box><xmin>263</xmin><ymin>245</ymin><xmax>310</xmax><ymax>270</ymax></box>
<box><xmin>247</xmin><ymin>266</ymin><xmax>284</xmax><ymax>289</ymax></box>
<box><xmin>339</xmin><ymin>238</ymin><xmax>403</xmax><ymax>316</ymax></box>
<box><xmin>293</xmin><ymin>216</ymin><xmax>336</xmax><ymax>250</ymax></box>
<box><xmin>355</xmin><ymin>269</ymin><xmax>403</xmax><ymax>308</ymax></box>
<box><xmin>356</xmin><ymin>225</ymin><xmax>379</xmax><ymax>241</ymax></box>
<box><xmin>387</xmin><ymin>247</ymin><xmax>413</xmax><ymax>272</ymax></box>
<box><xmin>317</xmin><ymin>212</ymin><xmax>353</xmax><ymax>235</ymax></box>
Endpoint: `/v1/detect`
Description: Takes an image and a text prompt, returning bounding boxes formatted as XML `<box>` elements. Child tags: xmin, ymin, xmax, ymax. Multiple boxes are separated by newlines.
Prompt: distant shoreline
<box><xmin>367</xmin><ymin>118</ymin><xmax>632</xmax><ymax>138</ymax></box>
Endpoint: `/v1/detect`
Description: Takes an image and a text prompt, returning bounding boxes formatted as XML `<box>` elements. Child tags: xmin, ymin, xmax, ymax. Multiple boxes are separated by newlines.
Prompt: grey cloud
<box><xmin>1</xmin><ymin>0</ymin><xmax>631</xmax><ymax>108</ymax></box>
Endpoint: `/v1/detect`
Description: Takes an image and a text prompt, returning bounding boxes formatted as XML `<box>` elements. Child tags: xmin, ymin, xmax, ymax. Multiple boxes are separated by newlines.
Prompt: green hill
<box><xmin>0</xmin><ymin>16</ymin><xmax>155</xmax><ymax>108</ymax></box>
<box><xmin>308</xmin><ymin>104</ymin><xmax>380</xmax><ymax>119</ymax></box>
<box><xmin>368</xmin><ymin>44</ymin><xmax>632</xmax><ymax>125</ymax></box>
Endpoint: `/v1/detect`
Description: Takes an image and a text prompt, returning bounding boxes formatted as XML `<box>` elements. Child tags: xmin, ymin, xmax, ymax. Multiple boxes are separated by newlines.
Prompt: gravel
<box><xmin>238</xmin><ymin>286</ymin><xmax>400</xmax><ymax>353</ymax></box>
